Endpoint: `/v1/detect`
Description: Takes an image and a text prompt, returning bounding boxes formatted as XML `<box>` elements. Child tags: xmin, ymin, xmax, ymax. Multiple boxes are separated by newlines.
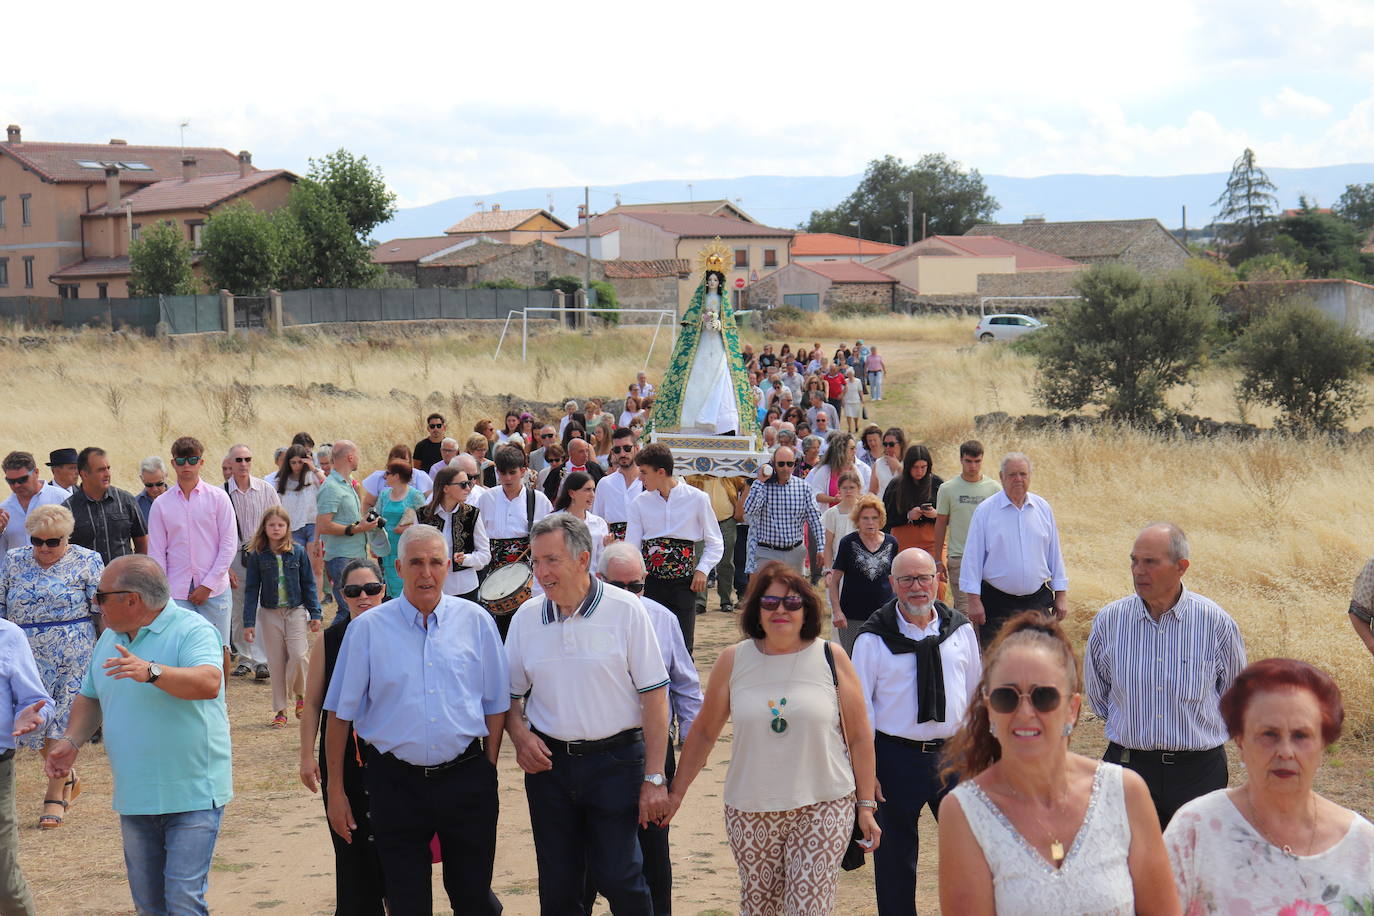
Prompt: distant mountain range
<box><xmin>377</xmin><ymin>164</ymin><xmax>1374</xmax><ymax>242</ymax></box>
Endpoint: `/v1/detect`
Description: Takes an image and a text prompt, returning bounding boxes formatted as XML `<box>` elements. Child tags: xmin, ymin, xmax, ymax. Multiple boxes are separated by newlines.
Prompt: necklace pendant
<box><xmin>770</xmin><ymin>717</ymin><xmax>788</xmax><ymax>734</ymax></box>
<box><xmin>1049</xmin><ymin>840</ymin><xmax>1064</xmax><ymax>863</ymax></box>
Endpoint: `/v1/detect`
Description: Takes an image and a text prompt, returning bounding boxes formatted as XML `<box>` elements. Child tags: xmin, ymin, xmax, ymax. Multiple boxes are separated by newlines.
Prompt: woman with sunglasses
<box><xmin>938</xmin><ymin>612</ymin><xmax>1177</xmax><ymax>915</ymax></box>
<box><xmin>0</xmin><ymin>504</ymin><xmax>102</xmax><ymax>828</ymax></box>
<box><xmin>551</xmin><ymin>471</ymin><xmax>611</xmax><ymax>573</ymax></box>
<box><xmin>868</xmin><ymin>427</ymin><xmax>906</xmax><ymax>497</ymax></box>
<box><xmin>666</xmin><ymin>562</ymin><xmax>880</xmax><ymax>915</ymax></box>
<box><xmin>298</xmin><ymin>558</ymin><xmax>386</xmax><ymax>916</ymax></box>
<box><xmin>416</xmin><ymin>466</ymin><xmax>490</xmax><ymax>603</ymax></box>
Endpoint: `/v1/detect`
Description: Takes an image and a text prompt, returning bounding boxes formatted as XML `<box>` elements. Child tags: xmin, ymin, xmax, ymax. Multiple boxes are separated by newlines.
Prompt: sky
<box><xmin>5</xmin><ymin>0</ymin><xmax>1373</xmax><ymax>210</ymax></box>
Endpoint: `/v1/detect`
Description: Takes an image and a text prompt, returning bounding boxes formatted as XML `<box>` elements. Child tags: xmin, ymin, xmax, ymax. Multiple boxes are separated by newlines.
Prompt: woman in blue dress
<box><xmin>0</xmin><ymin>504</ymin><xmax>102</xmax><ymax>828</ymax></box>
<box><xmin>376</xmin><ymin>462</ymin><xmax>425</xmax><ymax>598</ymax></box>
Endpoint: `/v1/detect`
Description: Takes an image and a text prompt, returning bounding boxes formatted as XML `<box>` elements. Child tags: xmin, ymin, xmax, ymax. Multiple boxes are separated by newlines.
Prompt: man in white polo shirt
<box><xmin>505</xmin><ymin>514</ymin><xmax>670</xmax><ymax>916</ymax></box>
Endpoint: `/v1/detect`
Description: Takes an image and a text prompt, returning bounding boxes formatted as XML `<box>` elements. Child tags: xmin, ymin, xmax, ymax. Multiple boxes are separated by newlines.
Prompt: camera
<box><xmin>364</xmin><ymin>508</ymin><xmax>381</xmax><ymax>524</ymax></box>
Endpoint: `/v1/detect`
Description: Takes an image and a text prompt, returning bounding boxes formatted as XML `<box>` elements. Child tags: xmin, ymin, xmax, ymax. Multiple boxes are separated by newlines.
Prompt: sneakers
<box><xmin>719</xmin><ymin>602</ymin><xmax>736</xmax><ymax>614</ymax></box>
<box><xmin>254</xmin><ymin>664</ymin><xmax>270</xmax><ymax>680</ymax></box>
<box><xmin>231</xmin><ymin>664</ymin><xmax>252</xmax><ymax>678</ymax></box>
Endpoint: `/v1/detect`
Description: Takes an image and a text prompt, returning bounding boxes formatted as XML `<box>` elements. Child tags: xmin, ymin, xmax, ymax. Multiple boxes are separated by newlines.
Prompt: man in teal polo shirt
<box><xmin>45</xmin><ymin>555</ymin><xmax>230</xmax><ymax>916</ymax></box>
<box><xmin>315</xmin><ymin>440</ymin><xmax>381</xmax><ymax>623</ymax></box>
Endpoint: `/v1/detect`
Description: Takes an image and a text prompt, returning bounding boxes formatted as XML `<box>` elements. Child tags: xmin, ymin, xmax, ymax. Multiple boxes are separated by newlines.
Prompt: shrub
<box><xmin>544</xmin><ymin>275</ymin><xmax>583</xmax><ymax>295</ymax></box>
<box><xmin>830</xmin><ymin>301</ymin><xmax>891</xmax><ymax>319</ymax></box>
<box><xmin>589</xmin><ymin>280</ymin><xmax>620</xmax><ymax>325</ymax></box>
<box><xmin>1236</xmin><ymin>253</ymin><xmax>1306</xmax><ymax>281</ymax></box>
<box><xmin>476</xmin><ymin>278</ymin><xmax>531</xmax><ymax>290</ymax></box>
<box><xmin>755</xmin><ymin>305</ymin><xmax>810</xmax><ymax>337</ymax></box>
<box><xmin>1233</xmin><ymin>302</ymin><xmax>1369</xmax><ymax>434</ymax></box>
<box><xmin>1027</xmin><ymin>264</ymin><xmax>1217</xmax><ymax>423</ymax></box>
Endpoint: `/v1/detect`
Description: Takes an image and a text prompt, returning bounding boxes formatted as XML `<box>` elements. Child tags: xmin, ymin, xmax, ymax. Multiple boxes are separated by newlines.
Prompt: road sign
<box><xmin>735</xmin><ymin>278</ymin><xmax>745</xmax><ymax>289</ymax></box>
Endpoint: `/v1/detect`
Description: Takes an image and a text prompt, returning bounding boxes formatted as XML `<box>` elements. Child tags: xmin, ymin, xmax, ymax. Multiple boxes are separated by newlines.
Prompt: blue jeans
<box><xmin>174</xmin><ymin>591</ymin><xmax>230</xmax><ymax>649</ymax></box>
<box><xmin>119</xmin><ymin>806</ymin><xmax>225</xmax><ymax>916</ymax></box>
<box><xmin>867</xmin><ymin>370</ymin><xmax>884</xmax><ymax>400</ymax></box>
<box><xmin>325</xmin><ymin>556</ymin><xmax>353</xmax><ymax>625</ymax></box>
<box><xmin>291</xmin><ymin>523</ymin><xmax>315</xmax><ymax>549</ymax></box>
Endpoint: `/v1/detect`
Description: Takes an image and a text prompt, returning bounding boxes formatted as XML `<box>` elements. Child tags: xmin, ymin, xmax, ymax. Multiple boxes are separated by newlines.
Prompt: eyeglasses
<box><xmin>144</xmin><ymin>481</ymin><xmax>167</xmax><ymax>490</ymax></box>
<box><xmin>429</xmin><ymin>423</ymin><xmax>445</xmax><ymax>429</ymax></box>
<box><xmin>894</xmin><ymin>574</ymin><xmax>937</xmax><ymax>588</ymax></box>
<box><xmin>4</xmin><ymin>473</ymin><xmax>30</xmax><ymax>487</ymax></box>
<box><xmin>29</xmin><ymin>536</ymin><xmax>63</xmax><ymax>548</ymax></box>
<box><xmin>986</xmin><ymin>685</ymin><xmax>1063</xmax><ymax>715</ymax></box>
<box><xmin>611</xmin><ymin>445</ymin><xmax>635</xmax><ymax>454</ymax></box>
<box><xmin>759</xmin><ymin>595</ymin><xmax>804</xmax><ymax>611</ymax></box>
<box><xmin>94</xmin><ymin>590</ymin><xmax>135</xmax><ymax>605</ymax></box>
<box><xmin>608</xmin><ymin>579</ymin><xmax>646</xmax><ymax>594</ymax></box>
<box><xmin>341</xmin><ymin>582</ymin><xmax>385</xmax><ymax>598</ymax></box>
<box><xmin>773</xmin><ymin>460</ymin><xmax>796</xmax><ymax>468</ymax></box>
<box><xmin>448</xmin><ymin>479</ymin><xmax>474</xmax><ymax>489</ymax></box>
<box><xmin>883</xmin><ymin>441</ymin><xmax>899</xmax><ymax>448</ymax></box>
<box><xmin>233</xmin><ymin>456</ymin><xmax>252</xmax><ymax>463</ymax></box>
<box><xmin>173</xmin><ymin>456</ymin><xmax>202</xmax><ymax>466</ymax></box>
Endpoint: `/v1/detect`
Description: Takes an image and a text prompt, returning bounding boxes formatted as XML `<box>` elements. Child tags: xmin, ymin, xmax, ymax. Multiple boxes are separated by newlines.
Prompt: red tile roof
<box><xmin>798</xmin><ymin>261</ymin><xmax>896</xmax><ymax>283</ymax></box>
<box><xmin>371</xmin><ymin>235</ymin><xmax>478</xmax><ymax>265</ymax></box>
<box><xmin>85</xmin><ymin>170</ymin><xmax>293</xmax><ymax>216</ymax></box>
<box><xmin>554</xmin><ymin>215</ymin><xmax>624</xmax><ymax>239</ymax></box>
<box><xmin>444</xmin><ymin>208</ymin><xmax>569</xmax><ymax>234</ymax></box>
<box><xmin>602</xmin><ymin>259</ymin><xmax>691</xmax><ymax>279</ymax></box>
<box><xmin>1</xmin><ymin>140</ymin><xmax>244</xmax><ymax>184</ymax></box>
<box><xmin>791</xmin><ymin>233</ymin><xmax>900</xmax><ymax>257</ymax></box>
<box><xmin>48</xmin><ymin>256</ymin><xmax>132</xmax><ymax>279</ymax></box>
<box><xmin>556</xmin><ymin>211</ymin><xmax>791</xmax><ymax>240</ymax></box>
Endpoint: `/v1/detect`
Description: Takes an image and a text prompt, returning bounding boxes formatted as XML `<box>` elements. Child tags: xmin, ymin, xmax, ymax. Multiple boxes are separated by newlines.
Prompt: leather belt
<box><xmin>758</xmin><ymin>541</ymin><xmax>802</xmax><ymax>552</ymax></box>
<box><xmin>378</xmin><ymin>738</ymin><xmax>483</xmax><ymax>776</ymax></box>
<box><xmin>534</xmin><ymin>727</ymin><xmax>642</xmax><ymax>757</ymax></box>
<box><xmin>877</xmin><ymin>732</ymin><xmax>945</xmax><ymax>754</ymax></box>
<box><xmin>1108</xmin><ymin>742</ymin><xmax>1221</xmax><ymax>765</ymax></box>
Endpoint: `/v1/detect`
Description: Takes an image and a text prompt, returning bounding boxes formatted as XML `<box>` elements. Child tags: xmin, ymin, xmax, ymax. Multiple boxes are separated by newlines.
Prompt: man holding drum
<box><xmin>476</xmin><ymin>446</ymin><xmax>551</xmax><ymax>638</ymax></box>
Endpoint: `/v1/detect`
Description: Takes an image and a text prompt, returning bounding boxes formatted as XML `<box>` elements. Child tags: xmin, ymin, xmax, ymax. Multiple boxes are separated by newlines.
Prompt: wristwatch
<box><xmin>147</xmin><ymin>663</ymin><xmax>163</xmax><ymax>684</ymax></box>
<box><xmin>643</xmin><ymin>773</ymin><xmax>665</xmax><ymax>787</ymax></box>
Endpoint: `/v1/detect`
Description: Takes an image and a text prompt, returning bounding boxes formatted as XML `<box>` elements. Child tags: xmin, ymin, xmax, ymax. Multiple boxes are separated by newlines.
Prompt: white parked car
<box><xmin>974</xmin><ymin>313</ymin><xmax>1045</xmax><ymax>342</ymax></box>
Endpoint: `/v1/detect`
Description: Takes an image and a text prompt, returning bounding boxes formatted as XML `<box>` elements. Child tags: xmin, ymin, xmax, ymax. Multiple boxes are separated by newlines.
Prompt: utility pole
<box><xmin>1181</xmin><ymin>205</ymin><xmax>1187</xmax><ymax>248</ymax></box>
<box><xmin>921</xmin><ymin>212</ymin><xmax>928</xmax><ymax>240</ymax></box>
<box><xmin>906</xmin><ymin>191</ymin><xmax>914</xmax><ymax>246</ymax></box>
<box><xmin>583</xmin><ymin>186</ymin><xmax>592</xmax><ymax>322</ymax></box>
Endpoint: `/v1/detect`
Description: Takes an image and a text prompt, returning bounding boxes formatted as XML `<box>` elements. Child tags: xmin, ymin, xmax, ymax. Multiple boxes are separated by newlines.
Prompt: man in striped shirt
<box><xmin>1086</xmin><ymin>522</ymin><xmax>1246</xmax><ymax>828</ymax></box>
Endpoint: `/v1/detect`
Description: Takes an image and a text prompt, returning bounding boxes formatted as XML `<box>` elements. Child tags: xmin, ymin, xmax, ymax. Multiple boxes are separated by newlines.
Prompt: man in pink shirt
<box><xmin>865</xmin><ymin>345</ymin><xmax>887</xmax><ymax>401</ymax></box>
<box><xmin>146</xmin><ymin>435</ymin><xmax>238</xmax><ymax>678</ymax></box>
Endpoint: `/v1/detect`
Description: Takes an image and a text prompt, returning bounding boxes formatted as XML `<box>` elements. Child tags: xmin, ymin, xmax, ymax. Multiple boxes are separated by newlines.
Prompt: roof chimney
<box><xmin>1023</xmin><ymin>215</ymin><xmax>1046</xmax><ymax>224</ymax></box>
<box><xmin>237</xmin><ymin>150</ymin><xmax>252</xmax><ymax>179</ymax></box>
<box><xmin>491</xmin><ymin>203</ymin><xmax>501</xmax><ymax>212</ymax></box>
<box><xmin>5</xmin><ymin>125</ymin><xmax>19</xmax><ymax>143</ymax></box>
<box><xmin>108</xmin><ymin>138</ymin><xmax>127</xmax><ymax>146</ymax></box>
<box><xmin>104</xmin><ymin>165</ymin><xmax>121</xmax><ymax>212</ymax></box>
<box><xmin>181</xmin><ymin>156</ymin><xmax>198</xmax><ymax>182</ymax></box>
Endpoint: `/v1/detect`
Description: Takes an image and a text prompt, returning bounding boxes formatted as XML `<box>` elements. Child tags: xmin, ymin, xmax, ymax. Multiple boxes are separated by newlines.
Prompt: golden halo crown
<box><xmin>696</xmin><ymin>238</ymin><xmax>732</xmax><ymax>277</ymax></box>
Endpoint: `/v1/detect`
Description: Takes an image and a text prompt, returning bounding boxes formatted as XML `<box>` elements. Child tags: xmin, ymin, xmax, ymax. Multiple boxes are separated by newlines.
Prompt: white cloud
<box><xmin>1261</xmin><ymin>87</ymin><xmax>1334</xmax><ymax>119</ymax></box>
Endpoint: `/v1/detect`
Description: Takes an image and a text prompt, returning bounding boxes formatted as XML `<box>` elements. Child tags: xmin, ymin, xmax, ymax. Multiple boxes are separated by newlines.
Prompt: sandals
<box><xmin>294</xmin><ymin>697</ymin><xmax>305</xmax><ymax>720</ymax></box>
<box><xmin>39</xmin><ymin>799</ymin><xmax>68</xmax><ymax>829</ymax></box>
<box><xmin>271</xmin><ymin>713</ymin><xmax>288</xmax><ymax>729</ymax></box>
<box><xmin>65</xmin><ymin>770</ymin><xmax>81</xmax><ymax>806</ymax></box>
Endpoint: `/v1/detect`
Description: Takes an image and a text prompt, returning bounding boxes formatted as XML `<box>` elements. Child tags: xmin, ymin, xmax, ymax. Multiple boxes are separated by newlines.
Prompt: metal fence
<box><xmin>0</xmin><ymin>296</ymin><xmax>162</xmax><ymax>333</ymax></box>
<box><xmin>280</xmin><ymin>287</ymin><xmax>557</xmax><ymax>325</ymax></box>
<box><xmin>159</xmin><ymin>295</ymin><xmax>225</xmax><ymax>334</ymax></box>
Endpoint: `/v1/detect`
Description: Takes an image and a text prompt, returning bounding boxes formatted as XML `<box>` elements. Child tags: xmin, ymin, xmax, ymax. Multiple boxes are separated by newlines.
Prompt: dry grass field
<box><xmin>4</xmin><ymin>313</ymin><xmax>1373</xmax><ymax>914</ymax></box>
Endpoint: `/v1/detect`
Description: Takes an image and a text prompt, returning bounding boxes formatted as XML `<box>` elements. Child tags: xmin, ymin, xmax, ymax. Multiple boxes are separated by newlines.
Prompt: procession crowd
<box><xmin>0</xmin><ymin>336</ymin><xmax>1371</xmax><ymax>916</ymax></box>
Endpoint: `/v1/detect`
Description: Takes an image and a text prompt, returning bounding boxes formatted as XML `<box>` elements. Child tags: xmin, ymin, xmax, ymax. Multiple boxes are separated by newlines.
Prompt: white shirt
<box><xmin>592</xmin><ymin>471</ymin><xmax>643</xmax><ymax>525</ymax></box>
<box><xmin>432</xmin><ymin>503</ymin><xmax>491</xmax><ymax>596</ymax></box>
<box><xmin>641</xmin><ymin>596</ymin><xmax>702</xmax><ymax>740</ymax></box>
<box><xmin>550</xmin><ymin>510</ymin><xmax>609</xmax><ymax>571</ymax></box>
<box><xmin>476</xmin><ymin>485</ymin><xmax>552</xmax><ymax>539</ymax></box>
<box><xmin>506</xmin><ymin>577</ymin><xmax>668</xmax><ymax>741</ymax></box>
<box><xmin>625</xmin><ymin>480</ymin><xmax>724</xmax><ymax>574</ymax></box>
<box><xmin>362</xmin><ymin>468</ymin><xmax>432</xmax><ymax>497</ymax></box>
<box><xmin>852</xmin><ymin>614</ymin><xmax>982</xmax><ymax>741</ymax></box>
<box><xmin>959</xmin><ymin>490</ymin><xmax>1069</xmax><ymax>597</ymax></box>
<box><xmin>276</xmin><ymin>475</ymin><xmax>319</xmax><ymax>532</ymax></box>
<box><xmin>806</xmin><ymin>462</ymin><xmax>871</xmax><ymax>505</ymax></box>
<box><xmin>429</xmin><ymin>459</ymin><xmax>453</xmax><ymax>478</ymax></box>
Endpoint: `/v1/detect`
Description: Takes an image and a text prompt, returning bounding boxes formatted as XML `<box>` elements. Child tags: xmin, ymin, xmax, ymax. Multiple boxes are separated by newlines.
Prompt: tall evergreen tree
<box><xmin>1212</xmin><ymin>148</ymin><xmax>1279</xmax><ymax>264</ymax></box>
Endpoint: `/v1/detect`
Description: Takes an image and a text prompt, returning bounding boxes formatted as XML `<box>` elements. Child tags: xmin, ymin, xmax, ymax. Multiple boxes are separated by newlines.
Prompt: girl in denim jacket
<box><xmin>243</xmin><ymin>506</ymin><xmax>321</xmax><ymax>727</ymax></box>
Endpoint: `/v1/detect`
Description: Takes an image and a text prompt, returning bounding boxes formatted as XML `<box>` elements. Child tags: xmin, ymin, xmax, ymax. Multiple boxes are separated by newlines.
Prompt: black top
<box><xmin>64</xmin><ymin>486</ymin><xmax>148</xmax><ymax>565</ymax></box>
<box><xmin>831</xmin><ymin>531</ymin><xmax>898</xmax><ymax>622</ymax></box>
<box><xmin>413</xmin><ymin>437</ymin><xmax>444</xmax><ymax>471</ymax></box>
<box><xmin>882</xmin><ymin>473</ymin><xmax>944</xmax><ymax>532</ymax></box>
<box><xmin>319</xmin><ymin>616</ymin><xmax>365</xmax><ymax>798</ymax></box>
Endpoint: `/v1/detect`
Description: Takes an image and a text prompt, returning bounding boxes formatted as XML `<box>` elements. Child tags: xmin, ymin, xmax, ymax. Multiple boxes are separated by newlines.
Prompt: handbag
<box><xmin>823</xmin><ymin>641</ymin><xmax>868</xmax><ymax>871</ymax></box>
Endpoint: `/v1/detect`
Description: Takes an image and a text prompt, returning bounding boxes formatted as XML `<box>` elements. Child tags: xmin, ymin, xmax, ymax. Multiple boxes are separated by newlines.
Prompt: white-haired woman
<box><xmin>0</xmin><ymin>504</ymin><xmax>103</xmax><ymax>828</ymax></box>
<box><xmin>841</xmin><ymin>366</ymin><xmax>865</xmax><ymax>434</ymax></box>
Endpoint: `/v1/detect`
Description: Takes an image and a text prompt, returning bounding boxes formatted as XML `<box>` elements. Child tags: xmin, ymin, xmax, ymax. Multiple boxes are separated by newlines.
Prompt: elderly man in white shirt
<box><xmin>852</xmin><ymin>547</ymin><xmax>981</xmax><ymax>916</ymax></box>
<box><xmin>958</xmin><ymin>452</ymin><xmax>1068</xmax><ymax>645</ymax></box>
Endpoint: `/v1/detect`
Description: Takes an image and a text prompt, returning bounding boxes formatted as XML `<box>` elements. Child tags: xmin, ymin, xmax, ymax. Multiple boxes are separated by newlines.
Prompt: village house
<box><xmin>963</xmin><ymin>217</ymin><xmax>1190</xmax><ymax>276</ymax></box>
<box><xmin>441</xmin><ymin>206</ymin><xmax>569</xmax><ymax>245</ymax></box>
<box><xmin>747</xmin><ymin>260</ymin><xmax>898</xmax><ymax>312</ymax></box>
<box><xmin>790</xmin><ymin>232</ymin><xmax>900</xmax><ymax>264</ymax></box>
<box><xmin>866</xmin><ymin>234</ymin><xmax>1083</xmax><ymax>297</ymax></box>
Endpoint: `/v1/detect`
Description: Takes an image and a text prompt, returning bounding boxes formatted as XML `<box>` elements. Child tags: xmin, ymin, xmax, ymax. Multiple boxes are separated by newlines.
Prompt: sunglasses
<box><xmin>541</xmin><ymin>433</ymin><xmax>555</xmax><ymax>440</ymax></box>
<box><xmin>609</xmin><ymin>579</ymin><xmax>646</xmax><ymax>594</ymax></box>
<box><xmin>448</xmin><ymin>479</ymin><xmax>474</xmax><ymax>489</ymax></box>
<box><xmin>30</xmin><ymin>536</ymin><xmax>63</xmax><ymax>548</ymax></box>
<box><xmin>144</xmin><ymin>481</ymin><xmax>167</xmax><ymax>490</ymax></box>
<box><xmin>173</xmin><ymin>456</ymin><xmax>202</xmax><ymax>466</ymax></box>
<box><xmin>611</xmin><ymin>445</ymin><xmax>635</xmax><ymax>454</ymax></box>
<box><xmin>342</xmin><ymin>582</ymin><xmax>385</xmax><ymax>598</ymax></box>
<box><xmin>233</xmin><ymin>456</ymin><xmax>252</xmax><ymax>463</ymax></box>
<box><xmin>894</xmin><ymin>574</ymin><xmax>937</xmax><ymax>588</ymax></box>
<box><xmin>429</xmin><ymin>423</ymin><xmax>445</xmax><ymax>429</ymax></box>
<box><xmin>94</xmin><ymin>590</ymin><xmax>135</xmax><ymax>604</ymax></box>
<box><xmin>759</xmin><ymin>595</ymin><xmax>804</xmax><ymax>611</ymax></box>
<box><xmin>4</xmin><ymin>473</ymin><xmax>30</xmax><ymax>487</ymax></box>
<box><xmin>884</xmin><ymin>441</ymin><xmax>899</xmax><ymax>448</ymax></box>
<box><xmin>774</xmin><ymin>460</ymin><xmax>796</xmax><ymax>468</ymax></box>
<box><xmin>986</xmin><ymin>685</ymin><xmax>1063</xmax><ymax>715</ymax></box>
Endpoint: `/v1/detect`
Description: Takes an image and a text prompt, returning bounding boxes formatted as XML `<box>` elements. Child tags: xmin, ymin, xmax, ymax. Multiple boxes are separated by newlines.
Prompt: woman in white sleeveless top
<box><xmin>938</xmin><ymin>612</ymin><xmax>1180</xmax><ymax>915</ymax></box>
<box><xmin>665</xmin><ymin>561</ymin><xmax>880</xmax><ymax>915</ymax></box>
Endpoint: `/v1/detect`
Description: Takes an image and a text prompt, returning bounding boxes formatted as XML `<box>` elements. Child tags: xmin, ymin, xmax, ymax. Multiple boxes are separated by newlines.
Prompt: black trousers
<box><xmin>363</xmin><ymin>744</ymin><xmax>502</xmax><ymax>916</ymax></box>
<box><xmin>1104</xmin><ymin>742</ymin><xmax>1228</xmax><ymax>828</ymax></box>
<box><xmin>322</xmin><ymin>776</ymin><xmax>386</xmax><ymax>916</ymax></box>
<box><xmin>646</xmin><ymin>576</ymin><xmax>696</xmax><ymax>656</ymax></box>
<box><xmin>978</xmin><ymin>581</ymin><xmax>1053</xmax><ymax>646</ymax></box>
<box><xmin>872</xmin><ymin>734</ymin><xmax>954</xmax><ymax>916</ymax></box>
<box><xmin>585</xmin><ymin>743</ymin><xmax>676</xmax><ymax>915</ymax></box>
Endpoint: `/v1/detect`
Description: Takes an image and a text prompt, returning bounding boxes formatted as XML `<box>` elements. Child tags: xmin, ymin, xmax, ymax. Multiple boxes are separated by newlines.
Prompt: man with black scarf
<box><xmin>851</xmin><ymin>547</ymin><xmax>982</xmax><ymax>916</ymax></box>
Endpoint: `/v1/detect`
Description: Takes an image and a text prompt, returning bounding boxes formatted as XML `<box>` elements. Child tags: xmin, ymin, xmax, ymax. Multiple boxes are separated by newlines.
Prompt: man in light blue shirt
<box><xmin>324</xmin><ymin>525</ymin><xmax>508</xmax><ymax>916</ymax></box>
<box><xmin>0</xmin><ymin>619</ymin><xmax>52</xmax><ymax>916</ymax></box>
<box><xmin>45</xmin><ymin>555</ymin><xmax>230</xmax><ymax>916</ymax></box>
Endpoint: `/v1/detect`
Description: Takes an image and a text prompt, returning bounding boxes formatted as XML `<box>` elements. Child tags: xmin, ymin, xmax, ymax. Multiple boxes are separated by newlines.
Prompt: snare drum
<box><xmin>478</xmin><ymin>561</ymin><xmax>533</xmax><ymax>617</ymax></box>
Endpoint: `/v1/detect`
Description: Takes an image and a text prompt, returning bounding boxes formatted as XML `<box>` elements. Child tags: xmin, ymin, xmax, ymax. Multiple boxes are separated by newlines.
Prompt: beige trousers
<box><xmin>257</xmin><ymin>606</ymin><xmax>309</xmax><ymax>714</ymax></box>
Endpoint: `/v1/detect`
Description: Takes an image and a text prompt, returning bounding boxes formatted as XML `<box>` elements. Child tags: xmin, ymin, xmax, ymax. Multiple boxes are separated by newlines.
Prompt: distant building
<box><xmin>790</xmin><ymin>233</ymin><xmax>900</xmax><ymax>264</ymax></box>
<box><xmin>371</xmin><ymin>235</ymin><xmax>502</xmax><ymax>283</ymax></box>
<box><xmin>442</xmin><ymin>206</ymin><xmax>569</xmax><ymax>245</ymax></box>
<box><xmin>606</xmin><ymin>199</ymin><xmax>756</xmax><ymax>222</ymax></box>
<box><xmin>964</xmin><ymin>218</ymin><xmax>1190</xmax><ymax>276</ymax></box>
<box><xmin>866</xmin><ymin>235</ymin><xmax>1082</xmax><ymax>296</ymax></box>
<box><xmin>748</xmin><ymin>260</ymin><xmax>898</xmax><ymax>312</ymax></box>
<box><xmin>0</xmin><ymin>124</ymin><xmax>292</xmax><ymax>298</ymax></box>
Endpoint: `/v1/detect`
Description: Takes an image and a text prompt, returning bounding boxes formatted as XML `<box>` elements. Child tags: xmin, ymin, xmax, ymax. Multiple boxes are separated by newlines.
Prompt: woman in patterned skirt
<box><xmin>0</xmin><ymin>504</ymin><xmax>102</xmax><ymax>828</ymax></box>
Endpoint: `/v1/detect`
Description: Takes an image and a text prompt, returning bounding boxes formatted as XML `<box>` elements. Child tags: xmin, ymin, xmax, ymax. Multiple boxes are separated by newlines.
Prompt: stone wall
<box><xmin>894</xmin><ymin>287</ymin><xmax>980</xmax><ymax>314</ymax></box>
<box><xmin>609</xmin><ymin>276</ymin><xmax>678</xmax><ymax>313</ymax></box>
<box><xmin>824</xmin><ymin>282</ymin><xmax>895</xmax><ymax>310</ymax></box>
<box><xmin>470</xmin><ymin>242</ymin><xmax>598</xmax><ymax>288</ymax></box>
<box><xmin>976</xmin><ymin>269</ymin><xmax>1081</xmax><ymax>299</ymax></box>
<box><xmin>1120</xmin><ymin>228</ymin><xmax>1191</xmax><ymax>275</ymax></box>
<box><xmin>747</xmin><ymin>271</ymin><xmax>783</xmax><ymax>309</ymax></box>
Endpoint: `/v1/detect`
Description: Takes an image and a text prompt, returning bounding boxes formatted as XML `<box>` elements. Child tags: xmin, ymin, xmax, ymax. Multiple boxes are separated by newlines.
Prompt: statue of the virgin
<box><xmin>649</xmin><ymin>240</ymin><xmax>758</xmax><ymax>438</ymax></box>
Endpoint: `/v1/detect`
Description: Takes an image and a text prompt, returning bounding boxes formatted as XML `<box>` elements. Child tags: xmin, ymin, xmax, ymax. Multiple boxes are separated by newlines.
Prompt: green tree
<box><xmin>1273</xmin><ymin>199</ymin><xmax>1366</xmax><ymax>279</ymax></box>
<box><xmin>307</xmin><ymin>149</ymin><xmax>397</xmax><ymax>241</ymax></box>
<box><xmin>803</xmin><ymin>153</ymin><xmax>998</xmax><ymax>241</ymax></box>
<box><xmin>1027</xmin><ymin>264</ymin><xmax>1217</xmax><ymax>422</ymax></box>
<box><xmin>1212</xmin><ymin>148</ymin><xmax>1279</xmax><ymax>264</ymax></box>
<box><xmin>275</xmin><ymin>180</ymin><xmax>379</xmax><ymax>289</ymax></box>
<box><xmin>544</xmin><ymin>275</ymin><xmax>583</xmax><ymax>295</ymax></box>
<box><xmin>1235</xmin><ymin>252</ymin><xmax>1305</xmax><ymax>281</ymax></box>
<box><xmin>1335</xmin><ymin>182</ymin><xmax>1374</xmax><ymax>231</ymax></box>
<box><xmin>1234</xmin><ymin>302</ymin><xmax>1369</xmax><ymax>433</ymax></box>
<box><xmin>199</xmin><ymin>202</ymin><xmax>282</xmax><ymax>295</ymax></box>
<box><xmin>590</xmin><ymin>280</ymin><xmax>620</xmax><ymax>325</ymax></box>
<box><xmin>127</xmin><ymin>220</ymin><xmax>198</xmax><ymax>296</ymax></box>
